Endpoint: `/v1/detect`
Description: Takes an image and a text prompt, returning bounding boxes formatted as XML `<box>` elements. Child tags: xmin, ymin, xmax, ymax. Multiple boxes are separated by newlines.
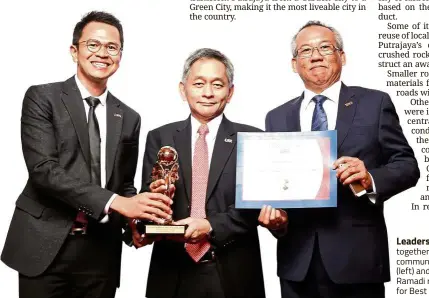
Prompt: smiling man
<box><xmin>132</xmin><ymin>48</ymin><xmax>265</xmax><ymax>298</ymax></box>
<box><xmin>1</xmin><ymin>11</ymin><xmax>172</xmax><ymax>298</ymax></box>
<box><xmin>260</xmin><ymin>21</ymin><xmax>419</xmax><ymax>298</ymax></box>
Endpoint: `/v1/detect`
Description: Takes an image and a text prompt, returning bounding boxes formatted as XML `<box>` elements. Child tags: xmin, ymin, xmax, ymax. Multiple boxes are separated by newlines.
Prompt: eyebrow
<box><xmin>192</xmin><ymin>76</ymin><xmax>226</xmax><ymax>82</ymax></box>
<box><xmin>85</xmin><ymin>38</ymin><xmax>121</xmax><ymax>45</ymax></box>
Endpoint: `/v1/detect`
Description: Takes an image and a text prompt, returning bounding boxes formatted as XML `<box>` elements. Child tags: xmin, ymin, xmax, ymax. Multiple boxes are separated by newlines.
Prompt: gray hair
<box><xmin>182</xmin><ymin>48</ymin><xmax>234</xmax><ymax>87</ymax></box>
<box><xmin>291</xmin><ymin>21</ymin><xmax>344</xmax><ymax>57</ymax></box>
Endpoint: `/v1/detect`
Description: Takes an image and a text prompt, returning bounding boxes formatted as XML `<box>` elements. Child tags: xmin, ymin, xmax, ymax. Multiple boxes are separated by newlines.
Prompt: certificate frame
<box><xmin>235</xmin><ymin>131</ymin><xmax>337</xmax><ymax>209</ymax></box>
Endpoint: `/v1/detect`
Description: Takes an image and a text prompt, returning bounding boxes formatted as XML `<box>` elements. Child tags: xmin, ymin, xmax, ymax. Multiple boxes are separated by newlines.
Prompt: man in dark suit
<box><xmin>1</xmin><ymin>11</ymin><xmax>172</xmax><ymax>298</ymax></box>
<box><xmin>131</xmin><ymin>48</ymin><xmax>265</xmax><ymax>298</ymax></box>
<box><xmin>259</xmin><ymin>21</ymin><xmax>419</xmax><ymax>298</ymax></box>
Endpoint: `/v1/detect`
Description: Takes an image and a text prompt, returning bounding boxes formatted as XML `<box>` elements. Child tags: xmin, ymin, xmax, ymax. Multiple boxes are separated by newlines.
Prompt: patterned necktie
<box><xmin>75</xmin><ymin>97</ymin><xmax>101</xmax><ymax>226</ymax></box>
<box><xmin>311</xmin><ymin>95</ymin><xmax>329</xmax><ymax>131</ymax></box>
<box><xmin>186</xmin><ymin>124</ymin><xmax>211</xmax><ymax>262</ymax></box>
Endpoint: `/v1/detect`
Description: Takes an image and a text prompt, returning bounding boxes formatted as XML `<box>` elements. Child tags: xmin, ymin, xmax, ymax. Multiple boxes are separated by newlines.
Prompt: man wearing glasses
<box><xmin>1</xmin><ymin>11</ymin><xmax>172</xmax><ymax>298</ymax></box>
<box><xmin>259</xmin><ymin>21</ymin><xmax>419</xmax><ymax>298</ymax></box>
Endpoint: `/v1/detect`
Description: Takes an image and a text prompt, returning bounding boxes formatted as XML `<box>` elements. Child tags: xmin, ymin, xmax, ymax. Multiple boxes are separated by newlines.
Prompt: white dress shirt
<box><xmin>190</xmin><ymin>114</ymin><xmax>223</xmax><ymax>168</ymax></box>
<box><xmin>300</xmin><ymin>80</ymin><xmax>341</xmax><ymax>132</ymax></box>
<box><xmin>300</xmin><ymin>80</ymin><xmax>377</xmax><ymax>201</ymax></box>
<box><xmin>75</xmin><ymin>76</ymin><xmax>116</xmax><ymax>221</ymax></box>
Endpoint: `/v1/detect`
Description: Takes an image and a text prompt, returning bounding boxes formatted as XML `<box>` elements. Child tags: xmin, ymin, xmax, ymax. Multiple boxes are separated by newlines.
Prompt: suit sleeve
<box><xmin>21</xmin><ymin>86</ymin><xmax>113</xmax><ymax>220</ymax></box>
<box><xmin>265</xmin><ymin>111</ymin><xmax>273</xmax><ymax>132</ymax></box>
<box><xmin>369</xmin><ymin>93</ymin><xmax>419</xmax><ymax>200</ymax></box>
<box><xmin>207</xmin><ymin>207</ymin><xmax>259</xmax><ymax>248</ymax></box>
<box><xmin>121</xmin><ymin>114</ymin><xmax>141</xmax><ymax>197</ymax></box>
<box><xmin>140</xmin><ymin>129</ymin><xmax>161</xmax><ymax>193</ymax></box>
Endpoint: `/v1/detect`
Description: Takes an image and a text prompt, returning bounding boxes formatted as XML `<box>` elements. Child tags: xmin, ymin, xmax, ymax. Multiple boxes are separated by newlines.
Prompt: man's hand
<box><xmin>110</xmin><ymin>193</ymin><xmax>173</xmax><ymax>224</ymax></box>
<box><xmin>174</xmin><ymin>217</ymin><xmax>211</xmax><ymax>243</ymax></box>
<box><xmin>128</xmin><ymin>219</ymin><xmax>160</xmax><ymax>248</ymax></box>
<box><xmin>258</xmin><ymin>205</ymin><xmax>288</xmax><ymax>230</ymax></box>
<box><xmin>333</xmin><ymin>156</ymin><xmax>372</xmax><ymax>190</ymax></box>
<box><xmin>150</xmin><ymin>179</ymin><xmax>176</xmax><ymax>198</ymax></box>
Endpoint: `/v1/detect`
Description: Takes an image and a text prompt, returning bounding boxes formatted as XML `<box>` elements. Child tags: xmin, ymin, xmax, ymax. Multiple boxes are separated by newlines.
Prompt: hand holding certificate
<box><xmin>235</xmin><ymin>131</ymin><xmax>337</xmax><ymax>209</ymax></box>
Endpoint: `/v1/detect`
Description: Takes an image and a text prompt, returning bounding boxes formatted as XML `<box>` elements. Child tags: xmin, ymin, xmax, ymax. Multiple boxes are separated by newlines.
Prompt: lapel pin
<box><xmin>114</xmin><ymin>113</ymin><xmax>122</xmax><ymax>118</ymax></box>
<box><xmin>345</xmin><ymin>101</ymin><xmax>353</xmax><ymax>107</ymax></box>
<box><xmin>224</xmin><ymin>138</ymin><xmax>232</xmax><ymax>143</ymax></box>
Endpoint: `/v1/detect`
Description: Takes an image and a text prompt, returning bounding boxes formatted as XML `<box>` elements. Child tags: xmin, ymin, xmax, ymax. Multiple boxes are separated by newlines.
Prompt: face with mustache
<box><xmin>180</xmin><ymin>58</ymin><xmax>234</xmax><ymax>124</ymax></box>
<box><xmin>292</xmin><ymin>25</ymin><xmax>346</xmax><ymax>94</ymax></box>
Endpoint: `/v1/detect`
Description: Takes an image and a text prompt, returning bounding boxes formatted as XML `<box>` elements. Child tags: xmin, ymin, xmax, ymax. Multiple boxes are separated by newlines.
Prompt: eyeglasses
<box><xmin>78</xmin><ymin>39</ymin><xmax>122</xmax><ymax>56</ymax></box>
<box><xmin>296</xmin><ymin>44</ymin><xmax>340</xmax><ymax>58</ymax></box>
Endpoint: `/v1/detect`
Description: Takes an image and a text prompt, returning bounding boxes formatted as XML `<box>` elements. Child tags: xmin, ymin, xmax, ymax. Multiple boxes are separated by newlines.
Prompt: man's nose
<box><xmin>96</xmin><ymin>45</ymin><xmax>109</xmax><ymax>57</ymax></box>
<box><xmin>202</xmin><ymin>85</ymin><xmax>214</xmax><ymax>97</ymax></box>
<box><xmin>310</xmin><ymin>47</ymin><xmax>324</xmax><ymax>61</ymax></box>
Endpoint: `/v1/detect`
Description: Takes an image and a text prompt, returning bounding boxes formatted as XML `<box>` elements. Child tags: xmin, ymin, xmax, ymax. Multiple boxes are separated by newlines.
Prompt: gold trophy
<box><xmin>136</xmin><ymin>146</ymin><xmax>185</xmax><ymax>235</ymax></box>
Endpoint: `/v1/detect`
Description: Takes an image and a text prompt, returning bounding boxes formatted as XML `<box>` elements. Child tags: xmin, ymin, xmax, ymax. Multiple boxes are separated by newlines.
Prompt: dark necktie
<box><xmin>85</xmin><ymin>96</ymin><xmax>101</xmax><ymax>186</ymax></box>
<box><xmin>73</xmin><ymin>97</ymin><xmax>101</xmax><ymax>229</ymax></box>
<box><xmin>311</xmin><ymin>95</ymin><xmax>328</xmax><ymax>131</ymax></box>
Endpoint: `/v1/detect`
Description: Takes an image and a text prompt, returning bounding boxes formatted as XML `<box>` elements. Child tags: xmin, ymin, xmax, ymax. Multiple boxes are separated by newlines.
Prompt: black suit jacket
<box><xmin>142</xmin><ymin>116</ymin><xmax>265</xmax><ymax>298</ymax></box>
<box><xmin>1</xmin><ymin>77</ymin><xmax>140</xmax><ymax>286</ymax></box>
<box><xmin>265</xmin><ymin>84</ymin><xmax>419</xmax><ymax>284</ymax></box>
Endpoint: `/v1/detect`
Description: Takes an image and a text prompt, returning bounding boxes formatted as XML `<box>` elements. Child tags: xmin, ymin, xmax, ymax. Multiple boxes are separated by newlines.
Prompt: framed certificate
<box><xmin>235</xmin><ymin>131</ymin><xmax>337</xmax><ymax>209</ymax></box>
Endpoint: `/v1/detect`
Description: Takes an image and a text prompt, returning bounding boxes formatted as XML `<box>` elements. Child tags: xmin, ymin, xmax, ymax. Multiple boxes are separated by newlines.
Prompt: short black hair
<box><xmin>72</xmin><ymin>11</ymin><xmax>124</xmax><ymax>49</ymax></box>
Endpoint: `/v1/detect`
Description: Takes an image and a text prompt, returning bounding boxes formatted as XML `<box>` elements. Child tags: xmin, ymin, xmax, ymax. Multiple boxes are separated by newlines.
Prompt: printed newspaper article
<box><xmin>0</xmin><ymin>0</ymin><xmax>427</xmax><ymax>297</ymax></box>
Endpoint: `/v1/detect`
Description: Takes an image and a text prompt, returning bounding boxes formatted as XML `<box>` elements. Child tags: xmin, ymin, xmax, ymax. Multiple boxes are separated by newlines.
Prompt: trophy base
<box><xmin>135</xmin><ymin>220</ymin><xmax>186</xmax><ymax>235</ymax></box>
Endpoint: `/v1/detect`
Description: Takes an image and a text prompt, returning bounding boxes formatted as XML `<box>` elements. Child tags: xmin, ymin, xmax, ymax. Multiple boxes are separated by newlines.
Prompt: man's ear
<box><xmin>340</xmin><ymin>51</ymin><xmax>346</xmax><ymax>66</ymax></box>
<box><xmin>70</xmin><ymin>45</ymin><xmax>78</xmax><ymax>63</ymax></box>
<box><xmin>179</xmin><ymin>82</ymin><xmax>187</xmax><ymax>102</ymax></box>
<box><xmin>292</xmin><ymin>58</ymin><xmax>298</xmax><ymax>73</ymax></box>
<box><xmin>226</xmin><ymin>84</ymin><xmax>234</xmax><ymax>103</ymax></box>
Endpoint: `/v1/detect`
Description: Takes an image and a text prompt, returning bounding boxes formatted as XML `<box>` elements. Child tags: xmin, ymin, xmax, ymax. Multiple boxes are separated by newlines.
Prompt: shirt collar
<box><xmin>190</xmin><ymin>114</ymin><xmax>224</xmax><ymax>140</ymax></box>
<box><xmin>74</xmin><ymin>75</ymin><xmax>108</xmax><ymax>106</ymax></box>
<box><xmin>302</xmin><ymin>80</ymin><xmax>342</xmax><ymax>110</ymax></box>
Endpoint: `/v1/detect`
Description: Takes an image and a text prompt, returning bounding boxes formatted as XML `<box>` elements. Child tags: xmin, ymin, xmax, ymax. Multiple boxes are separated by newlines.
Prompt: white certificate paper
<box><xmin>235</xmin><ymin>131</ymin><xmax>337</xmax><ymax>209</ymax></box>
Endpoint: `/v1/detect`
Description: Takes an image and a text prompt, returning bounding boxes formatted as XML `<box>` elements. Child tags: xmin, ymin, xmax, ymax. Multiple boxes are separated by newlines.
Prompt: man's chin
<box><xmin>89</xmin><ymin>67</ymin><xmax>117</xmax><ymax>79</ymax></box>
<box><xmin>88</xmin><ymin>73</ymin><xmax>111</xmax><ymax>83</ymax></box>
<box><xmin>308</xmin><ymin>75</ymin><xmax>331</xmax><ymax>86</ymax></box>
<box><xmin>193</xmin><ymin>110</ymin><xmax>223</xmax><ymax>122</ymax></box>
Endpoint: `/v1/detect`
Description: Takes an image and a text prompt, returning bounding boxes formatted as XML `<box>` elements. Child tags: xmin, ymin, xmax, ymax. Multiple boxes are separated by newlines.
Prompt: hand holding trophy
<box><xmin>135</xmin><ymin>146</ymin><xmax>186</xmax><ymax>235</ymax></box>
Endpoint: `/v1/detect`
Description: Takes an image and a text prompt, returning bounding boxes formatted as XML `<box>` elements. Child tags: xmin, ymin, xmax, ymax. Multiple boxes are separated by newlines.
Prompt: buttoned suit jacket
<box><xmin>265</xmin><ymin>83</ymin><xmax>419</xmax><ymax>284</ymax></box>
<box><xmin>1</xmin><ymin>76</ymin><xmax>141</xmax><ymax>286</ymax></box>
<box><xmin>142</xmin><ymin>116</ymin><xmax>265</xmax><ymax>298</ymax></box>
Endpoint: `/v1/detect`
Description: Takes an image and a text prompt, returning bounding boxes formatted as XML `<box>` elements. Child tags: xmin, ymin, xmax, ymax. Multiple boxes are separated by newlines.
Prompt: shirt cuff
<box><xmin>367</xmin><ymin>172</ymin><xmax>378</xmax><ymax>204</ymax></box>
<box><xmin>99</xmin><ymin>194</ymin><xmax>118</xmax><ymax>223</ymax></box>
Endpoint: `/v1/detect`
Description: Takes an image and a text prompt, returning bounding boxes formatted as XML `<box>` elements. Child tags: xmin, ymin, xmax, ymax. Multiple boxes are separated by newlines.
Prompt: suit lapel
<box><xmin>106</xmin><ymin>93</ymin><xmax>123</xmax><ymax>185</ymax></box>
<box><xmin>61</xmin><ymin>77</ymin><xmax>90</xmax><ymax>165</ymax></box>
<box><xmin>335</xmin><ymin>83</ymin><xmax>356</xmax><ymax>150</ymax></box>
<box><xmin>206</xmin><ymin>116</ymin><xmax>235</xmax><ymax>202</ymax></box>
<box><xmin>173</xmin><ymin>118</ymin><xmax>192</xmax><ymax>204</ymax></box>
<box><xmin>287</xmin><ymin>94</ymin><xmax>303</xmax><ymax>131</ymax></box>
